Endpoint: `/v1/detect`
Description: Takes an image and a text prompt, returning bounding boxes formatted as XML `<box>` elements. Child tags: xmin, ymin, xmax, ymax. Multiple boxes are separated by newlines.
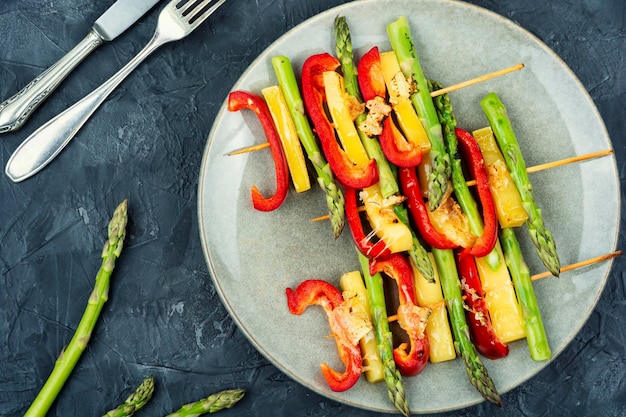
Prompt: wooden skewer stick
<box><xmin>227</xmin><ymin>142</ymin><xmax>271</xmax><ymax>156</ymax></box>
<box><xmin>465</xmin><ymin>149</ymin><xmax>614</xmax><ymax>186</ymax></box>
<box><xmin>531</xmin><ymin>250</ymin><xmax>622</xmax><ymax>281</ymax></box>
<box><xmin>386</xmin><ymin>250</ymin><xmax>622</xmax><ymax>323</ymax></box>
<box><xmin>226</xmin><ymin>63</ymin><xmax>526</xmax><ymax>156</ymax></box>
<box><xmin>430</xmin><ymin>63</ymin><xmax>525</xmax><ymax>97</ymax></box>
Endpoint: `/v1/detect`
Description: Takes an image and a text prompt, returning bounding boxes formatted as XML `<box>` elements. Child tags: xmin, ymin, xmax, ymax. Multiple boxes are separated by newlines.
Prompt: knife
<box><xmin>0</xmin><ymin>0</ymin><xmax>160</xmax><ymax>133</ymax></box>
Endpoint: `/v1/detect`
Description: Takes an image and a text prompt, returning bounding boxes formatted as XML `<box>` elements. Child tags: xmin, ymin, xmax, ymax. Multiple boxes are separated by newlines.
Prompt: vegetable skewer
<box><xmin>310</xmin><ymin>149</ymin><xmax>612</xmax><ymax>222</ymax></box>
<box><xmin>271</xmin><ymin>56</ymin><xmax>346</xmax><ymax>238</ymax></box>
<box><xmin>335</xmin><ymin>16</ymin><xmax>435</xmax><ymax>281</ymax></box>
<box><xmin>358</xmin><ymin>250</ymin><xmax>411</xmax><ymax>417</ymax></box>
<box><xmin>481</xmin><ymin>92</ymin><xmax>560</xmax><ymax>277</ymax></box>
<box><xmin>334</xmin><ymin>16</ymin><xmax>398</xmax><ymax>198</ymax></box>
<box><xmin>432</xmin><ymin>248</ymin><xmax>502</xmax><ymax>406</ymax></box>
<box><xmin>387</xmin><ymin>16</ymin><xmax>451</xmax><ymax>211</ymax></box>
<box><xmin>499</xmin><ymin>227</ymin><xmax>551</xmax><ymax>361</ymax></box>
<box><xmin>25</xmin><ymin>200</ymin><xmax>128</xmax><ymax>417</ymax></box>
<box><xmin>227</xmin><ymin>63</ymin><xmax>525</xmax><ymax>156</ymax></box>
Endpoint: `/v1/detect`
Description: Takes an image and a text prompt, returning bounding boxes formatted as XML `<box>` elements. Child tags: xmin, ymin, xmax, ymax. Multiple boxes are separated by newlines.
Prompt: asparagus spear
<box><xmin>431</xmin><ymin>248</ymin><xmax>502</xmax><ymax>406</ymax></box>
<box><xmin>334</xmin><ymin>15</ymin><xmax>398</xmax><ymax>198</ymax></box>
<box><xmin>164</xmin><ymin>389</ymin><xmax>245</xmax><ymax>417</ymax></box>
<box><xmin>357</xmin><ymin>249</ymin><xmax>410</xmax><ymax>417</ymax></box>
<box><xmin>335</xmin><ymin>15</ymin><xmax>434</xmax><ymax>282</ymax></box>
<box><xmin>24</xmin><ymin>200</ymin><xmax>129</xmax><ymax>417</ymax></box>
<box><xmin>430</xmin><ymin>80</ymin><xmax>501</xmax><ymax>270</ymax></box>
<box><xmin>387</xmin><ymin>16</ymin><xmax>451</xmax><ymax>210</ymax></box>
<box><xmin>500</xmin><ymin>227</ymin><xmax>551</xmax><ymax>361</ymax></box>
<box><xmin>103</xmin><ymin>376</ymin><xmax>155</xmax><ymax>417</ymax></box>
<box><xmin>271</xmin><ymin>56</ymin><xmax>345</xmax><ymax>238</ymax></box>
<box><xmin>480</xmin><ymin>92</ymin><xmax>560</xmax><ymax>277</ymax></box>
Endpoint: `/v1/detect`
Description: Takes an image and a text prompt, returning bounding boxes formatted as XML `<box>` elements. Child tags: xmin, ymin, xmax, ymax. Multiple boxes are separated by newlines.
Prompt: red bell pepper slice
<box><xmin>228</xmin><ymin>90</ymin><xmax>289</xmax><ymax>212</ymax></box>
<box><xmin>285</xmin><ymin>279</ymin><xmax>362</xmax><ymax>392</ymax></box>
<box><xmin>455</xmin><ymin>252</ymin><xmax>509</xmax><ymax>359</ymax></box>
<box><xmin>379</xmin><ymin>116</ymin><xmax>423</xmax><ymax>167</ymax></box>
<box><xmin>357</xmin><ymin>46</ymin><xmax>386</xmax><ymax>101</ymax></box>
<box><xmin>455</xmin><ymin>127</ymin><xmax>498</xmax><ymax>258</ymax></box>
<box><xmin>398</xmin><ymin>166</ymin><xmax>457</xmax><ymax>250</ymax></box>
<box><xmin>369</xmin><ymin>253</ymin><xmax>430</xmax><ymax>376</ymax></box>
<box><xmin>344</xmin><ymin>186</ymin><xmax>392</xmax><ymax>259</ymax></box>
<box><xmin>301</xmin><ymin>53</ymin><xmax>378</xmax><ymax>189</ymax></box>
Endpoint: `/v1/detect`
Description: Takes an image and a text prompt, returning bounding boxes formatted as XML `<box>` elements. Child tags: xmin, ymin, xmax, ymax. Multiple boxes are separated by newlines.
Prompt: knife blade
<box><xmin>0</xmin><ymin>0</ymin><xmax>160</xmax><ymax>133</ymax></box>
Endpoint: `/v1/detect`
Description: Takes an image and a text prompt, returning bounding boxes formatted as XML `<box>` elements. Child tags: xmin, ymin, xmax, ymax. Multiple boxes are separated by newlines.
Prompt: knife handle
<box><xmin>0</xmin><ymin>29</ymin><xmax>104</xmax><ymax>133</ymax></box>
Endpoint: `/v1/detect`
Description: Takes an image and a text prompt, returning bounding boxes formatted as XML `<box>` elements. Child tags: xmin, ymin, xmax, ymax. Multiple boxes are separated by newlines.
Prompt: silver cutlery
<box><xmin>0</xmin><ymin>0</ymin><xmax>160</xmax><ymax>133</ymax></box>
<box><xmin>5</xmin><ymin>0</ymin><xmax>227</xmax><ymax>183</ymax></box>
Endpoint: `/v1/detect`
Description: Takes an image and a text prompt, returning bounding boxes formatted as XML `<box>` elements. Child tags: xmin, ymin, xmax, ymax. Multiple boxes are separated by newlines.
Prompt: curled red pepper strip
<box><xmin>398</xmin><ymin>166</ymin><xmax>457</xmax><ymax>250</ymax></box>
<box><xmin>344</xmin><ymin>186</ymin><xmax>392</xmax><ymax>259</ymax></box>
<box><xmin>357</xmin><ymin>46</ymin><xmax>387</xmax><ymax>101</ymax></box>
<box><xmin>228</xmin><ymin>90</ymin><xmax>289</xmax><ymax>212</ymax></box>
<box><xmin>455</xmin><ymin>252</ymin><xmax>509</xmax><ymax>359</ymax></box>
<box><xmin>285</xmin><ymin>279</ymin><xmax>362</xmax><ymax>392</ymax></box>
<box><xmin>455</xmin><ymin>127</ymin><xmax>498</xmax><ymax>258</ymax></box>
<box><xmin>301</xmin><ymin>53</ymin><xmax>378</xmax><ymax>189</ymax></box>
<box><xmin>369</xmin><ymin>253</ymin><xmax>430</xmax><ymax>376</ymax></box>
<box><xmin>379</xmin><ymin>117</ymin><xmax>423</xmax><ymax>168</ymax></box>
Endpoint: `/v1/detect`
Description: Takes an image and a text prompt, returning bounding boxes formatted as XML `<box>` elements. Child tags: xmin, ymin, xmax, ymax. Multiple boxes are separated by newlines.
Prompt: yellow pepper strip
<box><xmin>472</xmin><ymin>127</ymin><xmax>528</xmax><ymax>228</ymax></box>
<box><xmin>361</xmin><ymin>182</ymin><xmax>413</xmax><ymax>254</ymax></box>
<box><xmin>378</xmin><ymin>51</ymin><xmax>431</xmax><ymax>153</ymax></box>
<box><xmin>339</xmin><ymin>270</ymin><xmax>384</xmax><ymax>383</ymax></box>
<box><xmin>475</xmin><ymin>241</ymin><xmax>526</xmax><ymax>344</ymax></box>
<box><xmin>411</xmin><ymin>253</ymin><xmax>456</xmax><ymax>363</ymax></box>
<box><xmin>262</xmin><ymin>85</ymin><xmax>311</xmax><ymax>193</ymax></box>
<box><xmin>322</xmin><ymin>71</ymin><xmax>370</xmax><ymax>167</ymax></box>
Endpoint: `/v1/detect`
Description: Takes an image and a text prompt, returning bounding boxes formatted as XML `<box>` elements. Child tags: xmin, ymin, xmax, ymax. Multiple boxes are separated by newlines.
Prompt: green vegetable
<box><xmin>25</xmin><ymin>200</ymin><xmax>129</xmax><ymax>417</ymax></box>
<box><xmin>500</xmin><ymin>227</ymin><xmax>551</xmax><ymax>361</ymax></box>
<box><xmin>431</xmin><ymin>248</ymin><xmax>502</xmax><ymax>406</ymax></box>
<box><xmin>480</xmin><ymin>92</ymin><xmax>560</xmax><ymax>277</ymax></box>
<box><xmin>164</xmin><ymin>389</ymin><xmax>245</xmax><ymax>417</ymax></box>
<box><xmin>387</xmin><ymin>16</ymin><xmax>451</xmax><ymax>210</ymax></box>
<box><xmin>430</xmin><ymin>80</ymin><xmax>500</xmax><ymax>270</ymax></box>
<box><xmin>271</xmin><ymin>56</ymin><xmax>345</xmax><ymax>238</ymax></box>
<box><xmin>334</xmin><ymin>15</ymin><xmax>398</xmax><ymax>198</ymax></box>
<box><xmin>103</xmin><ymin>376</ymin><xmax>155</xmax><ymax>417</ymax></box>
<box><xmin>357</xmin><ymin>249</ymin><xmax>410</xmax><ymax>417</ymax></box>
<box><xmin>335</xmin><ymin>15</ymin><xmax>434</xmax><ymax>282</ymax></box>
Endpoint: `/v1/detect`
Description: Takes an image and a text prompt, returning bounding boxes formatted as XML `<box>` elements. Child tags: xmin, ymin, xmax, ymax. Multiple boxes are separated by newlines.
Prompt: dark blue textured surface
<box><xmin>1</xmin><ymin>0</ymin><xmax>624</xmax><ymax>416</ymax></box>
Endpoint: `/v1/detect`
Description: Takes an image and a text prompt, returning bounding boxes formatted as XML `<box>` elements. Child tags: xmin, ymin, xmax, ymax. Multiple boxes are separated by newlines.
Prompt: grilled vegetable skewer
<box><xmin>358</xmin><ymin>250</ymin><xmax>411</xmax><ymax>417</ymax></box>
<box><xmin>432</xmin><ymin>248</ymin><xmax>502</xmax><ymax>406</ymax></box>
<box><xmin>272</xmin><ymin>56</ymin><xmax>346</xmax><ymax>238</ymax></box>
<box><xmin>481</xmin><ymin>92</ymin><xmax>560</xmax><ymax>277</ymax></box>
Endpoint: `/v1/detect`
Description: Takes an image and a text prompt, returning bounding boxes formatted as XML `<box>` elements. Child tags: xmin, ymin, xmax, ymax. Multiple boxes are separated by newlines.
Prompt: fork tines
<box><xmin>176</xmin><ymin>0</ymin><xmax>227</xmax><ymax>25</ymax></box>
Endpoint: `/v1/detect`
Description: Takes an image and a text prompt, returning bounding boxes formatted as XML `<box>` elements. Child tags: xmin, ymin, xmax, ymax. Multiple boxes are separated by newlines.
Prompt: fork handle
<box><xmin>5</xmin><ymin>36</ymin><xmax>165</xmax><ymax>183</ymax></box>
<box><xmin>0</xmin><ymin>29</ymin><xmax>104</xmax><ymax>133</ymax></box>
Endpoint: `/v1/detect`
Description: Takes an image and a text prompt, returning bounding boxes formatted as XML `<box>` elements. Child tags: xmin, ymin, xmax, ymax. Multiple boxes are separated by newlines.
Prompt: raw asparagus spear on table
<box><xmin>24</xmin><ymin>200</ymin><xmax>129</xmax><ymax>417</ymax></box>
<box><xmin>103</xmin><ymin>375</ymin><xmax>155</xmax><ymax>417</ymax></box>
<box><xmin>164</xmin><ymin>388</ymin><xmax>246</xmax><ymax>417</ymax></box>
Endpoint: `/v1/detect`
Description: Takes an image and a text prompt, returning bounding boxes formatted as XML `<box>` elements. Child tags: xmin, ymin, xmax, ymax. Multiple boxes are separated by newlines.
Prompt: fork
<box><xmin>5</xmin><ymin>0</ymin><xmax>227</xmax><ymax>183</ymax></box>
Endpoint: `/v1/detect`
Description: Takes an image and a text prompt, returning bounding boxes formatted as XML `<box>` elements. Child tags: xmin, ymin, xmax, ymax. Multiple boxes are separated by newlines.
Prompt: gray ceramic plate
<box><xmin>198</xmin><ymin>0</ymin><xmax>619</xmax><ymax>413</ymax></box>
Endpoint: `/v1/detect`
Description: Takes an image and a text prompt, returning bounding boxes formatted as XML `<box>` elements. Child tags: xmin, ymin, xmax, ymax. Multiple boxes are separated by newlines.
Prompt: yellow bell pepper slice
<box><xmin>262</xmin><ymin>85</ymin><xmax>311</xmax><ymax>193</ymax></box>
